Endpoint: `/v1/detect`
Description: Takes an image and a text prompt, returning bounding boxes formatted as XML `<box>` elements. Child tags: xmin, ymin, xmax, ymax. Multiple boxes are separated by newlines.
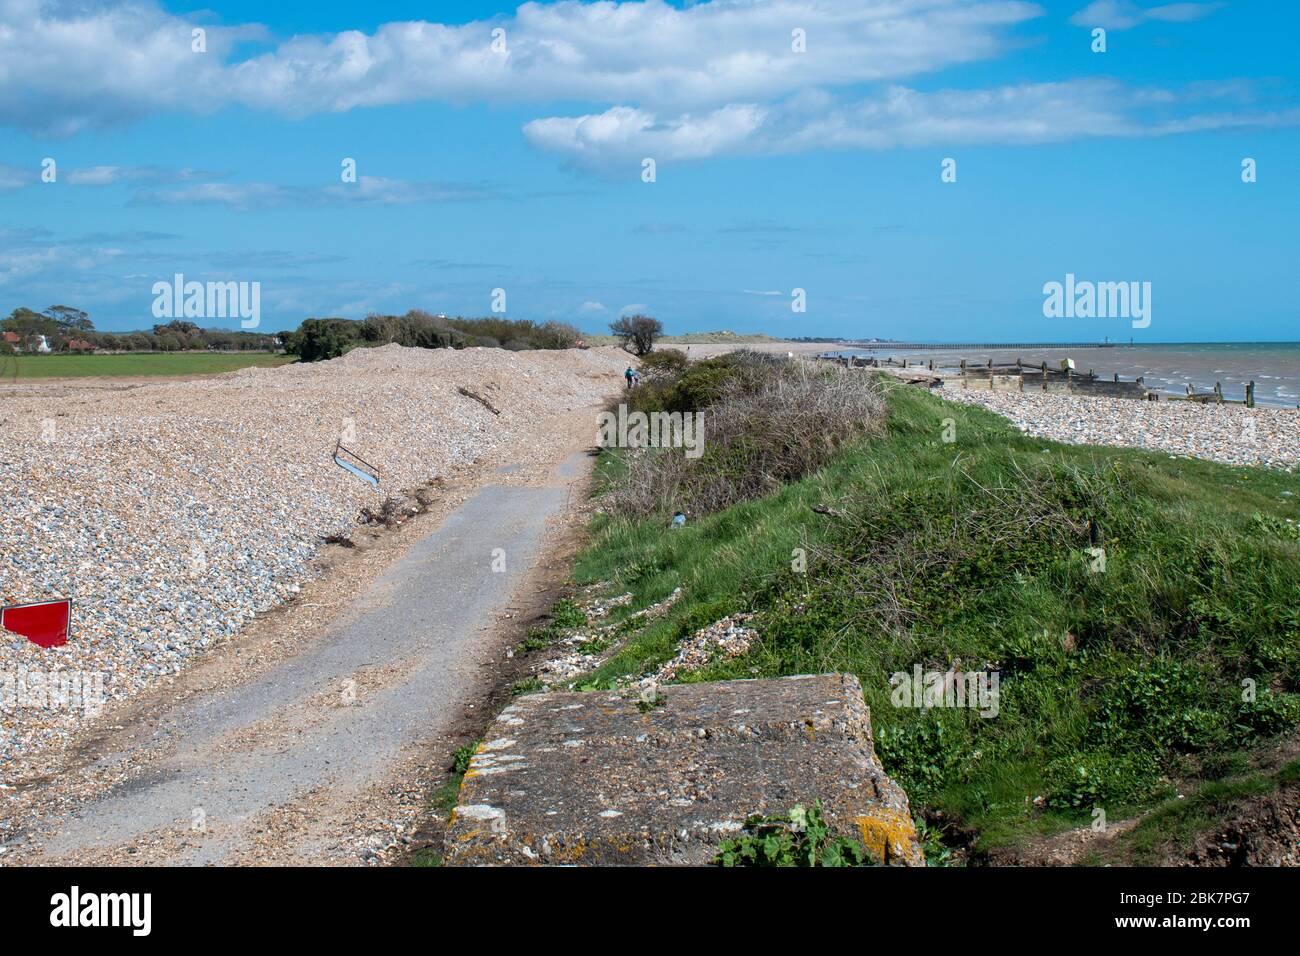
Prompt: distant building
<box><xmin>1</xmin><ymin>331</ymin><xmax>20</xmax><ymax>349</ymax></box>
<box><xmin>66</xmin><ymin>339</ymin><xmax>96</xmax><ymax>352</ymax></box>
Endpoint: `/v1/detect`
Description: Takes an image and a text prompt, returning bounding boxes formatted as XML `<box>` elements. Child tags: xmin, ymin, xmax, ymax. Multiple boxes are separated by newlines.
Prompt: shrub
<box><xmin>638</xmin><ymin>347</ymin><xmax>689</xmax><ymax>378</ymax></box>
<box><xmin>609</xmin><ymin>314</ymin><xmax>663</xmax><ymax>356</ymax></box>
<box><xmin>286</xmin><ymin>318</ymin><xmax>361</xmax><ymax>362</ymax></box>
<box><xmin>603</xmin><ymin>360</ymin><xmax>887</xmax><ymax>518</ymax></box>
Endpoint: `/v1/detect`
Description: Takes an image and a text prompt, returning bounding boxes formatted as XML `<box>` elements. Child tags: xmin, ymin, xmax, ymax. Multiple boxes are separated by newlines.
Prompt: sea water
<box><xmin>831</xmin><ymin>342</ymin><xmax>1300</xmax><ymax>407</ymax></box>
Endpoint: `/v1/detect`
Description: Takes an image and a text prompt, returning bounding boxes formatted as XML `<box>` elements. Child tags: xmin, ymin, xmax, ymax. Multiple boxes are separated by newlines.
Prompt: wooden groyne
<box><xmin>956</xmin><ymin>360</ymin><xmax>1154</xmax><ymax>400</ymax></box>
<box><xmin>818</xmin><ymin>353</ymin><xmax>1260</xmax><ymax>406</ymax></box>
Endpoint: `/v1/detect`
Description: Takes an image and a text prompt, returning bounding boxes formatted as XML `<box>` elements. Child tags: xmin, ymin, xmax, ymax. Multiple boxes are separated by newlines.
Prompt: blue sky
<box><xmin>1</xmin><ymin>0</ymin><xmax>1297</xmax><ymax>341</ymax></box>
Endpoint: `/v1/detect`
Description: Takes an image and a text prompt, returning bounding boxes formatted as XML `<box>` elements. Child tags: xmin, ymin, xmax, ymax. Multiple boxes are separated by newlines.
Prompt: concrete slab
<box><xmin>445</xmin><ymin>673</ymin><xmax>923</xmax><ymax>866</ymax></box>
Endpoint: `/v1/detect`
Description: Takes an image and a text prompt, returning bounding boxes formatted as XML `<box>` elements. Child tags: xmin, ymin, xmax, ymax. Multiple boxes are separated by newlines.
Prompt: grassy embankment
<box><xmin>1</xmin><ymin>352</ymin><xmax>295</xmax><ymax>378</ymax></box>
<box><xmin>554</xmin><ymin>356</ymin><xmax>1300</xmax><ymax>860</ymax></box>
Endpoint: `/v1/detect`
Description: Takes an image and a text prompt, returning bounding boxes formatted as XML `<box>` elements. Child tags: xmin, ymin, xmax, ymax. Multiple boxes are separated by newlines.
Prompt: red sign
<box><xmin>1</xmin><ymin>599</ymin><xmax>72</xmax><ymax>648</ymax></box>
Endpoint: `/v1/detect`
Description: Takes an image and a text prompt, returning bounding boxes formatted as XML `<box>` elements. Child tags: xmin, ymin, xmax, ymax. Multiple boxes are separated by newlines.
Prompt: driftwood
<box><xmin>457</xmin><ymin>386</ymin><xmax>501</xmax><ymax>416</ymax></box>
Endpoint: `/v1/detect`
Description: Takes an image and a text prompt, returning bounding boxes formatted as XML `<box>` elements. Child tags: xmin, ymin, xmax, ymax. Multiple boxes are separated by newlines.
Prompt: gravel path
<box><xmin>943</xmin><ymin>387</ymin><xmax>1299</xmax><ymax>470</ymax></box>
<box><xmin>0</xmin><ymin>345</ymin><xmax>625</xmax><ymax>767</ymax></box>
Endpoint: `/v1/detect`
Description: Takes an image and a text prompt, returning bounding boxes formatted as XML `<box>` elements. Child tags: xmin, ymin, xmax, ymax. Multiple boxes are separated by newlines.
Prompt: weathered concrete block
<box><xmin>444</xmin><ymin>674</ymin><xmax>923</xmax><ymax>866</ymax></box>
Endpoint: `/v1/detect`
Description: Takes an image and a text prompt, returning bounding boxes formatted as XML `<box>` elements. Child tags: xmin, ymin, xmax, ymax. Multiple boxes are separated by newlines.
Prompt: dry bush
<box><xmin>604</xmin><ymin>362</ymin><xmax>887</xmax><ymax>518</ymax></box>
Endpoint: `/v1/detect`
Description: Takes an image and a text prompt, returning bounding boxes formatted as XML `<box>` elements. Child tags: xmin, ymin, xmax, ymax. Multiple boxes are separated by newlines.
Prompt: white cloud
<box><xmin>0</xmin><ymin>162</ymin><xmax>32</xmax><ymax>190</ymax></box>
<box><xmin>0</xmin><ymin>0</ymin><xmax>1044</xmax><ymax>134</ymax></box>
<box><xmin>525</xmin><ymin>79</ymin><xmax>1300</xmax><ymax>168</ymax></box>
<box><xmin>132</xmin><ymin>182</ymin><xmax>290</xmax><ymax>209</ymax></box>
<box><xmin>1069</xmin><ymin>1</ymin><xmax>1224</xmax><ymax>30</ymax></box>
<box><xmin>320</xmin><ymin>177</ymin><xmax>496</xmax><ymax>205</ymax></box>
<box><xmin>579</xmin><ymin>300</ymin><xmax>608</xmax><ymax>313</ymax></box>
<box><xmin>0</xmin><ymin>0</ymin><xmax>1281</xmax><ymax>178</ymax></box>
<box><xmin>133</xmin><ymin>176</ymin><xmax>495</xmax><ymax>209</ymax></box>
<box><xmin>64</xmin><ymin>165</ymin><xmax>220</xmax><ymax>186</ymax></box>
<box><xmin>0</xmin><ymin>229</ymin><xmax>125</xmax><ymax>287</ymax></box>
<box><xmin>523</xmin><ymin>104</ymin><xmax>766</xmax><ymax>167</ymax></box>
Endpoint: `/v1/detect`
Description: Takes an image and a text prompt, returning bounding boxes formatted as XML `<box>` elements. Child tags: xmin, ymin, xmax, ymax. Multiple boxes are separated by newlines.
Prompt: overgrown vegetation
<box><xmin>1086</xmin><ymin>757</ymin><xmax>1300</xmax><ymax>865</ymax></box>
<box><xmin>606</xmin><ymin>351</ymin><xmax>887</xmax><ymax>518</ymax></box>
<box><xmin>431</xmin><ymin>739</ymin><xmax>482</xmax><ymax>817</ymax></box>
<box><xmin>517</xmin><ymin>598</ymin><xmax>587</xmax><ymax>652</ymax></box>
<box><xmin>575</xmin><ymin>366</ymin><xmax>1300</xmax><ymax>856</ymax></box>
<box><xmin>715</xmin><ymin>800</ymin><xmax>877</xmax><ymax>867</ymax></box>
<box><xmin>285</xmin><ymin>310</ymin><xmax>584</xmax><ymax>361</ymax></box>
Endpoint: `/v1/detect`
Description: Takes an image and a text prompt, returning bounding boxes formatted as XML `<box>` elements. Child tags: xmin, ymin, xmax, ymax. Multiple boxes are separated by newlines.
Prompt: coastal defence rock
<box><xmin>444</xmin><ymin>673</ymin><xmax>923</xmax><ymax>866</ymax></box>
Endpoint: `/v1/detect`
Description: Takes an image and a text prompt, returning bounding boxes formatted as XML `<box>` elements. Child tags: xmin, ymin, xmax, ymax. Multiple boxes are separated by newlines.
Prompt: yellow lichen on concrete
<box><xmin>855</xmin><ymin>808</ymin><xmax>923</xmax><ymax>865</ymax></box>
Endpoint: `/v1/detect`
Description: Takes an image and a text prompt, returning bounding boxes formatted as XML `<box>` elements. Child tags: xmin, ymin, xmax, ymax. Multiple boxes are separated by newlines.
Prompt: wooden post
<box><xmin>1247</xmin><ymin>381</ymin><xmax>1255</xmax><ymax>408</ymax></box>
<box><xmin>1215</xmin><ymin>382</ymin><xmax>1224</xmax><ymax>403</ymax></box>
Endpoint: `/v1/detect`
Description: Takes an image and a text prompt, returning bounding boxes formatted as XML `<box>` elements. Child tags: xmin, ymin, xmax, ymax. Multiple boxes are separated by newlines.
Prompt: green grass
<box><xmin>1087</xmin><ymin>757</ymin><xmax>1300</xmax><ymax>865</ymax></box>
<box><xmin>414</xmin><ymin>739</ymin><xmax>486</xmax><ymax>866</ymax></box>
<box><xmin>1</xmin><ymin>352</ymin><xmax>295</xmax><ymax>378</ymax></box>
<box><xmin>572</xmin><ymin>378</ymin><xmax>1300</xmax><ymax>855</ymax></box>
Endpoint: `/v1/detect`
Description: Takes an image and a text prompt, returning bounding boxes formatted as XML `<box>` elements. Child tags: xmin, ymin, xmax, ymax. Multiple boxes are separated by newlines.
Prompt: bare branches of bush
<box><xmin>604</xmin><ymin>362</ymin><xmax>888</xmax><ymax>518</ymax></box>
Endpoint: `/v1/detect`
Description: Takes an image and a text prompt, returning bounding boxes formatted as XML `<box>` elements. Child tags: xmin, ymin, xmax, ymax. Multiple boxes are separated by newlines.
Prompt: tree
<box><xmin>44</xmin><ymin>305</ymin><xmax>92</xmax><ymax>333</ymax></box>
<box><xmin>153</xmin><ymin>319</ymin><xmax>200</xmax><ymax>336</ymax></box>
<box><xmin>609</xmin><ymin>314</ymin><xmax>663</xmax><ymax>356</ymax></box>
<box><xmin>286</xmin><ymin>318</ymin><xmax>360</xmax><ymax>362</ymax></box>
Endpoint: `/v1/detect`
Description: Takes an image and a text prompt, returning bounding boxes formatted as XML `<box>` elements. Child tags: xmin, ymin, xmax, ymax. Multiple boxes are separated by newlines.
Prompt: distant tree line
<box><xmin>1</xmin><ymin>307</ymin><xmax>278</xmax><ymax>353</ymax></box>
<box><xmin>285</xmin><ymin>311</ymin><xmax>584</xmax><ymax>362</ymax></box>
<box><xmin>2</xmin><ymin>304</ymin><xmax>589</xmax><ymax>362</ymax></box>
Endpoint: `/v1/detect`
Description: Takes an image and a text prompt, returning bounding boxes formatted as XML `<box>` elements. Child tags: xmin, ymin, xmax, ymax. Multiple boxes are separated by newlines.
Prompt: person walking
<box><xmin>625</xmin><ymin>366</ymin><xmax>637</xmax><ymax>389</ymax></box>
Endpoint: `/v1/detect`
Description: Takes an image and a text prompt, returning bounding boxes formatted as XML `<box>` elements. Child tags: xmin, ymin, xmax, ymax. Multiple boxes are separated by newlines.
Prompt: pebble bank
<box><xmin>0</xmin><ymin>345</ymin><xmax>625</xmax><ymax>763</ymax></box>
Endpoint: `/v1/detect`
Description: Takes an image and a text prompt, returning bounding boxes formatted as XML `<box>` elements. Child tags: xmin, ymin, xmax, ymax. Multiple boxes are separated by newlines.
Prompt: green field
<box><xmin>0</xmin><ymin>352</ymin><xmax>297</xmax><ymax>379</ymax></box>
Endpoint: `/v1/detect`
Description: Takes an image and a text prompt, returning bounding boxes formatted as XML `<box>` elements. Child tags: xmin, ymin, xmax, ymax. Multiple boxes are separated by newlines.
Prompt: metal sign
<box><xmin>2</xmin><ymin>599</ymin><xmax>72</xmax><ymax>648</ymax></box>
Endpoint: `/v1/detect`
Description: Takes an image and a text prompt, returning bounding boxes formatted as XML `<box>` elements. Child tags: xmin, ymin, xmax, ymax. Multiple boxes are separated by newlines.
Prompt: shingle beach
<box><xmin>946</xmin><ymin>387</ymin><xmax>1299</xmax><ymax>470</ymax></box>
<box><xmin>0</xmin><ymin>345</ymin><xmax>624</xmax><ymax>763</ymax></box>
